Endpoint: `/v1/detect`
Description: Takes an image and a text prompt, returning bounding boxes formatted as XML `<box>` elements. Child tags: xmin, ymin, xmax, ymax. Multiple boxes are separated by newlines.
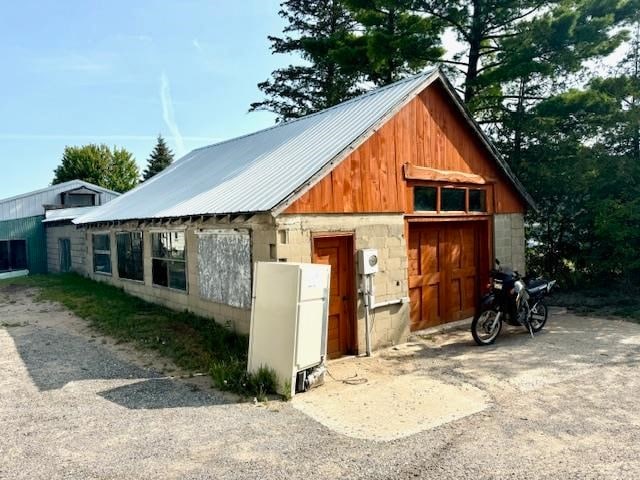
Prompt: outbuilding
<box><xmin>0</xmin><ymin>180</ymin><xmax>119</xmax><ymax>278</ymax></box>
<box><xmin>75</xmin><ymin>68</ymin><xmax>534</xmax><ymax>357</ymax></box>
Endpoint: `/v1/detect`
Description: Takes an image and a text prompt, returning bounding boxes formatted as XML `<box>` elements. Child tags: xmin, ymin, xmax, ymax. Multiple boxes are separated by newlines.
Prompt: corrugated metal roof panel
<box><xmin>0</xmin><ymin>180</ymin><xmax>119</xmax><ymax>221</ymax></box>
<box><xmin>75</xmin><ymin>69</ymin><xmax>439</xmax><ymax>224</ymax></box>
<box><xmin>42</xmin><ymin>206</ymin><xmax>98</xmax><ymax>223</ymax></box>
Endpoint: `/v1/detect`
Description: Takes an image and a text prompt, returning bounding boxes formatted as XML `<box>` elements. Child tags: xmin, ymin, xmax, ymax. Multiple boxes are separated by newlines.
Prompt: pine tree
<box><xmin>344</xmin><ymin>0</ymin><xmax>444</xmax><ymax>86</ymax></box>
<box><xmin>250</xmin><ymin>0</ymin><xmax>364</xmax><ymax>121</ymax></box>
<box><xmin>142</xmin><ymin>135</ymin><xmax>174</xmax><ymax>181</ymax></box>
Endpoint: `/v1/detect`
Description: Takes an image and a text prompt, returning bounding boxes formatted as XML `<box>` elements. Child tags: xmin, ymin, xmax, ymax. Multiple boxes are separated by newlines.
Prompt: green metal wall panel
<box><xmin>0</xmin><ymin>215</ymin><xmax>47</xmax><ymax>274</ymax></box>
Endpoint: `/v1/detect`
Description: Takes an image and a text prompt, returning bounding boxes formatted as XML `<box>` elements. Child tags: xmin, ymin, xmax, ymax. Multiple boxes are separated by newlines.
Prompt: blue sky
<box><xmin>0</xmin><ymin>0</ymin><xmax>290</xmax><ymax>197</ymax></box>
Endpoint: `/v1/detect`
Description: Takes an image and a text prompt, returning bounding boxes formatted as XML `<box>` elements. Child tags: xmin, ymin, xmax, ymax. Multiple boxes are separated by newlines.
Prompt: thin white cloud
<box><xmin>193</xmin><ymin>38</ymin><xmax>202</xmax><ymax>51</ymax></box>
<box><xmin>159</xmin><ymin>72</ymin><xmax>186</xmax><ymax>156</ymax></box>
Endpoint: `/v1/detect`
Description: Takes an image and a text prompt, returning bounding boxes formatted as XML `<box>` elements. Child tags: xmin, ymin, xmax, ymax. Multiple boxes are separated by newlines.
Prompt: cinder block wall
<box><xmin>276</xmin><ymin>213</ymin><xmax>410</xmax><ymax>353</ymax></box>
<box><xmin>84</xmin><ymin>215</ymin><xmax>275</xmax><ymax>334</ymax></box>
<box><xmin>494</xmin><ymin>213</ymin><xmax>526</xmax><ymax>274</ymax></box>
<box><xmin>46</xmin><ymin>223</ymin><xmax>87</xmax><ymax>274</ymax></box>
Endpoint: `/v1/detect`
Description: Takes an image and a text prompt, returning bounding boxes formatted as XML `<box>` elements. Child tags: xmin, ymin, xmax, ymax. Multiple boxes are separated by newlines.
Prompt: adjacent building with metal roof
<box><xmin>0</xmin><ymin>180</ymin><xmax>118</xmax><ymax>277</ymax></box>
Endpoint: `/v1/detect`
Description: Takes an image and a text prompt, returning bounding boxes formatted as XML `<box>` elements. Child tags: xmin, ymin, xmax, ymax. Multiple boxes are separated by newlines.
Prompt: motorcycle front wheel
<box><xmin>530</xmin><ymin>301</ymin><xmax>548</xmax><ymax>333</ymax></box>
<box><xmin>471</xmin><ymin>309</ymin><xmax>502</xmax><ymax>346</ymax></box>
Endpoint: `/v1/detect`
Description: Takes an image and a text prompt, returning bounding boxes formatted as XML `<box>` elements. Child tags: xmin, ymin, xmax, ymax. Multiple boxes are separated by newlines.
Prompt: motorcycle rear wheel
<box><xmin>471</xmin><ymin>309</ymin><xmax>502</xmax><ymax>346</ymax></box>
<box><xmin>529</xmin><ymin>301</ymin><xmax>548</xmax><ymax>333</ymax></box>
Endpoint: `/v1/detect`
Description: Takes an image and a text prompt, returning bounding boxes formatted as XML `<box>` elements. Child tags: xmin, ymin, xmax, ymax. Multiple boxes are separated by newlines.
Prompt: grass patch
<box><xmin>0</xmin><ymin>273</ymin><xmax>278</xmax><ymax>398</ymax></box>
<box><xmin>550</xmin><ymin>286</ymin><xmax>640</xmax><ymax>322</ymax></box>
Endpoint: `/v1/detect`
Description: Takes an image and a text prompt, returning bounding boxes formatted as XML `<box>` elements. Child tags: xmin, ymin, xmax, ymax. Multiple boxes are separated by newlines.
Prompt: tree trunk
<box><xmin>464</xmin><ymin>0</ymin><xmax>483</xmax><ymax>103</ymax></box>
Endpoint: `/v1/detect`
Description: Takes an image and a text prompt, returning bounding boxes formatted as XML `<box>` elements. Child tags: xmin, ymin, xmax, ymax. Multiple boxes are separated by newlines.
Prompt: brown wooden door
<box><xmin>409</xmin><ymin>222</ymin><xmax>483</xmax><ymax>331</ymax></box>
<box><xmin>312</xmin><ymin>235</ymin><xmax>355</xmax><ymax>358</ymax></box>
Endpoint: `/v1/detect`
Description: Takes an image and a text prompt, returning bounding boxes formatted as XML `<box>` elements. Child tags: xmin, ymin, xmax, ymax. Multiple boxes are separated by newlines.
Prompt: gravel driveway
<box><xmin>2</xmin><ymin>285</ymin><xmax>640</xmax><ymax>479</ymax></box>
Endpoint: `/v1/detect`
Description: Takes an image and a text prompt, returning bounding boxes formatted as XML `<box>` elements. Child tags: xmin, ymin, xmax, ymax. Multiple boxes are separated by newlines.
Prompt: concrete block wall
<box><xmin>494</xmin><ymin>213</ymin><xmax>526</xmax><ymax>274</ymax></box>
<box><xmin>46</xmin><ymin>223</ymin><xmax>87</xmax><ymax>274</ymax></box>
<box><xmin>276</xmin><ymin>213</ymin><xmax>410</xmax><ymax>353</ymax></box>
<box><xmin>84</xmin><ymin>214</ymin><xmax>275</xmax><ymax>334</ymax></box>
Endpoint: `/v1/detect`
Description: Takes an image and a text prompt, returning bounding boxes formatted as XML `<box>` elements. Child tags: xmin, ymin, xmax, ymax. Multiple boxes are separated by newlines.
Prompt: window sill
<box><xmin>119</xmin><ymin>277</ymin><xmax>145</xmax><ymax>284</ymax></box>
<box><xmin>151</xmin><ymin>283</ymin><xmax>188</xmax><ymax>294</ymax></box>
<box><xmin>93</xmin><ymin>271</ymin><xmax>112</xmax><ymax>277</ymax></box>
<box><xmin>408</xmin><ymin>211</ymin><xmax>489</xmax><ymax>216</ymax></box>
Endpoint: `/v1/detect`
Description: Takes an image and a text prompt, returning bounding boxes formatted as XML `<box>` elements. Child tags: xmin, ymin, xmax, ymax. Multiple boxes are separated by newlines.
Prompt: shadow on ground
<box><xmin>98</xmin><ymin>378</ymin><xmax>229</xmax><ymax>409</ymax></box>
<box><xmin>385</xmin><ymin>316</ymin><xmax>640</xmax><ymax>392</ymax></box>
<box><xmin>6</xmin><ymin>324</ymin><xmax>229</xmax><ymax>409</ymax></box>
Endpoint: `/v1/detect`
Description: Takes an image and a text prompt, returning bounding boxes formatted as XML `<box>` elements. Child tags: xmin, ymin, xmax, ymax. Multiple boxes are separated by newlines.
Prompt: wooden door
<box><xmin>408</xmin><ymin>222</ymin><xmax>483</xmax><ymax>331</ymax></box>
<box><xmin>312</xmin><ymin>235</ymin><xmax>355</xmax><ymax>358</ymax></box>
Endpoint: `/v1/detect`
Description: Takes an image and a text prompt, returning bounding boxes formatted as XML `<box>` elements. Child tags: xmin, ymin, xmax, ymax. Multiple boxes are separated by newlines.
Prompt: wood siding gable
<box><xmin>284</xmin><ymin>83</ymin><xmax>525</xmax><ymax>215</ymax></box>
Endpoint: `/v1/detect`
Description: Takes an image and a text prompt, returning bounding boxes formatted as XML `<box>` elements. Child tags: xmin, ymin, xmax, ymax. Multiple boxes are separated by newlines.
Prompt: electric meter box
<box><xmin>248</xmin><ymin>262</ymin><xmax>331</xmax><ymax>398</ymax></box>
<box><xmin>358</xmin><ymin>249</ymin><xmax>379</xmax><ymax>275</ymax></box>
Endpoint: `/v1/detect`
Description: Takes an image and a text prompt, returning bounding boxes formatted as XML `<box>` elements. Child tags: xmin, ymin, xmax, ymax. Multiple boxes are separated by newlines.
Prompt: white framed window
<box><xmin>151</xmin><ymin>231</ymin><xmax>187</xmax><ymax>291</ymax></box>
<box><xmin>92</xmin><ymin>233</ymin><xmax>112</xmax><ymax>275</ymax></box>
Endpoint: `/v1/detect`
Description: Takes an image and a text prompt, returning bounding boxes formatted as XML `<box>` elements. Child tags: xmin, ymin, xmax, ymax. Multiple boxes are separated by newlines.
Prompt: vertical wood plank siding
<box><xmin>285</xmin><ymin>83</ymin><xmax>525</xmax><ymax>215</ymax></box>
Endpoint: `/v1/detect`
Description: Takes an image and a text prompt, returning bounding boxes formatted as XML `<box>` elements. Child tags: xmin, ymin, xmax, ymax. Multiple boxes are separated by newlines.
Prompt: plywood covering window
<box><xmin>92</xmin><ymin>234</ymin><xmax>112</xmax><ymax>275</ymax></box>
<box><xmin>151</xmin><ymin>232</ymin><xmax>187</xmax><ymax>291</ymax></box>
<box><xmin>197</xmin><ymin>231</ymin><xmax>251</xmax><ymax>308</ymax></box>
<box><xmin>0</xmin><ymin>240</ymin><xmax>27</xmax><ymax>272</ymax></box>
<box><xmin>116</xmin><ymin>232</ymin><xmax>143</xmax><ymax>281</ymax></box>
<box><xmin>413</xmin><ymin>186</ymin><xmax>488</xmax><ymax>214</ymax></box>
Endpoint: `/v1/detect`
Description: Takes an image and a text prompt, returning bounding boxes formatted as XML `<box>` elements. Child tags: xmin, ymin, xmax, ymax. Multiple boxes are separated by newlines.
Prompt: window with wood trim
<box><xmin>0</xmin><ymin>240</ymin><xmax>27</xmax><ymax>272</ymax></box>
<box><xmin>116</xmin><ymin>232</ymin><xmax>144</xmax><ymax>281</ymax></box>
<box><xmin>414</xmin><ymin>186</ymin><xmax>437</xmax><ymax>211</ymax></box>
<box><xmin>469</xmin><ymin>189</ymin><xmax>487</xmax><ymax>212</ymax></box>
<box><xmin>413</xmin><ymin>186</ymin><xmax>488</xmax><ymax>213</ymax></box>
<box><xmin>92</xmin><ymin>234</ymin><xmax>112</xmax><ymax>275</ymax></box>
<box><xmin>151</xmin><ymin>231</ymin><xmax>187</xmax><ymax>291</ymax></box>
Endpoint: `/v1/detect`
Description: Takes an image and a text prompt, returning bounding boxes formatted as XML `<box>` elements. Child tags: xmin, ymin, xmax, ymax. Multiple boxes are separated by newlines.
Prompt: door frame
<box><xmin>59</xmin><ymin>237</ymin><xmax>72</xmax><ymax>273</ymax></box>
<box><xmin>405</xmin><ymin>217</ymin><xmax>492</xmax><ymax>330</ymax></box>
<box><xmin>311</xmin><ymin>232</ymin><xmax>357</xmax><ymax>356</ymax></box>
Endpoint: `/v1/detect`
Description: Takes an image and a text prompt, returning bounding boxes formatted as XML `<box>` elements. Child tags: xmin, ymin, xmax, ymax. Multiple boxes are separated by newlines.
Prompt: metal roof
<box><xmin>0</xmin><ymin>180</ymin><xmax>119</xmax><ymax>221</ymax></box>
<box><xmin>75</xmin><ymin>68</ymin><xmax>534</xmax><ymax>224</ymax></box>
<box><xmin>42</xmin><ymin>206</ymin><xmax>98</xmax><ymax>223</ymax></box>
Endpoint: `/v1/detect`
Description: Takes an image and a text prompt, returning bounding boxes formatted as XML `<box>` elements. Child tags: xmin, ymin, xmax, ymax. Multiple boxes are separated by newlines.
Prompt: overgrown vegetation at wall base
<box><xmin>0</xmin><ymin>274</ymin><xmax>277</xmax><ymax>399</ymax></box>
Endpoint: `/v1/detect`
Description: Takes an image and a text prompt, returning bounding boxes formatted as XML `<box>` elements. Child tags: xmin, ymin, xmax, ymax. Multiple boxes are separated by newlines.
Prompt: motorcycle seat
<box><xmin>526</xmin><ymin>278</ymin><xmax>548</xmax><ymax>294</ymax></box>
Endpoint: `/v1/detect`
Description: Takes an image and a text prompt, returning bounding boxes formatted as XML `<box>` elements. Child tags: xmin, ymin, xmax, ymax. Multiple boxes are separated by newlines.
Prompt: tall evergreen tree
<box><xmin>344</xmin><ymin>0</ymin><xmax>444</xmax><ymax>86</ymax></box>
<box><xmin>142</xmin><ymin>135</ymin><xmax>175</xmax><ymax>181</ymax></box>
<box><xmin>52</xmin><ymin>144</ymin><xmax>139</xmax><ymax>193</ymax></box>
<box><xmin>415</xmin><ymin>0</ymin><xmax>635</xmax><ymax>106</ymax></box>
<box><xmin>250</xmin><ymin>0</ymin><xmax>364</xmax><ymax>121</ymax></box>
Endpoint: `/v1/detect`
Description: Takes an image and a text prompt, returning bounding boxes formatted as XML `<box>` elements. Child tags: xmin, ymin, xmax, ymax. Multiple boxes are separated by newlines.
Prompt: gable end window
<box><xmin>413</xmin><ymin>186</ymin><xmax>488</xmax><ymax>214</ymax></box>
<box><xmin>151</xmin><ymin>231</ymin><xmax>187</xmax><ymax>291</ymax></box>
<box><xmin>414</xmin><ymin>186</ymin><xmax>437</xmax><ymax>211</ymax></box>
<box><xmin>92</xmin><ymin>234</ymin><xmax>112</xmax><ymax>275</ymax></box>
<box><xmin>117</xmin><ymin>232</ymin><xmax>144</xmax><ymax>281</ymax></box>
<box><xmin>469</xmin><ymin>189</ymin><xmax>487</xmax><ymax>212</ymax></box>
<box><xmin>441</xmin><ymin>188</ymin><xmax>466</xmax><ymax>211</ymax></box>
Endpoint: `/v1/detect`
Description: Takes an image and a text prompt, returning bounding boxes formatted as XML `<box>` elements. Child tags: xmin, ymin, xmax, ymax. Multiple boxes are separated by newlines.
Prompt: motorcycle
<box><xmin>471</xmin><ymin>259</ymin><xmax>556</xmax><ymax>346</ymax></box>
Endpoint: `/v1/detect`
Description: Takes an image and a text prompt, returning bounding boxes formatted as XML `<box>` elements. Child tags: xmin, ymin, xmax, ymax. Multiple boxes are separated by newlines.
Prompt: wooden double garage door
<box><xmin>408</xmin><ymin>221</ymin><xmax>489</xmax><ymax>331</ymax></box>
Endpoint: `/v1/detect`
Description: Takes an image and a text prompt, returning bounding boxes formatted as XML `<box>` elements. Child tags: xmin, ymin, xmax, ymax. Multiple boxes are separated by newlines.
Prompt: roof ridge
<box><xmin>188</xmin><ymin>68</ymin><xmax>437</xmax><ymax>155</ymax></box>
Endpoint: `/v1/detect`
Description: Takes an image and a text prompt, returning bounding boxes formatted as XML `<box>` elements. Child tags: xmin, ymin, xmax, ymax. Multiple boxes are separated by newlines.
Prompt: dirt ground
<box><xmin>2</xmin><ymin>284</ymin><xmax>640</xmax><ymax>479</ymax></box>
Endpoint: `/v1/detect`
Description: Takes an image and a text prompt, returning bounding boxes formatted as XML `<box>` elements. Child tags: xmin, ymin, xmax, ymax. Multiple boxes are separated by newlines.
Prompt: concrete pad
<box><xmin>293</xmin><ymin>371</ymin><xmax>487</xmax><ymax>441</ymax></box>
